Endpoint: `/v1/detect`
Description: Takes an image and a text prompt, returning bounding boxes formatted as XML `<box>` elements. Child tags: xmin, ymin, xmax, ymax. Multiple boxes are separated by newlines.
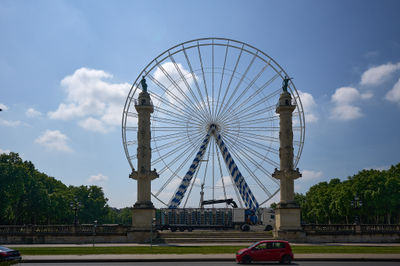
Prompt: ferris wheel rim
<box><xmin>122</xmin><ymin>37</ymin><xmax>305</xmax><ymax>208</ymax></box>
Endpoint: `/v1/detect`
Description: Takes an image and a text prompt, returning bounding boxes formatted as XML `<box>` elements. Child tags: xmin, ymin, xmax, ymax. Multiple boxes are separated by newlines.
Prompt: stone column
<box><xmin>272</xmin><ymin>86</ymin><xmax>304</xmax><ymax>241</ymax></box>
<box><xmin>128</xmin><ymin>79</ymin><xmax>159</xmax><ymax>242</ymax></box>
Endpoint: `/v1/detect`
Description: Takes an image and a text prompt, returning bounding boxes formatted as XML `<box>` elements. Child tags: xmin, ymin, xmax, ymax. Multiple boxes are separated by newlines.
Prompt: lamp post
<box><xmin>92</xmin><ymin>220</ymin><xmax>97</xmax><ymax>247</ymax></box>
<box><xmin>70</xmin><ymin>198</ymin><xmax>81</xmax><ymax>226</ymax></box>
<box><xmin>351</xmin><ymin>195</ymin><xmax>362</xmax><ymax>225</ymax></box>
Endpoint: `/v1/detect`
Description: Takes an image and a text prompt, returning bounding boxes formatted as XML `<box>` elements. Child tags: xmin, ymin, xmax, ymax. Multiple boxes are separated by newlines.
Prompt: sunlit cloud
<box><xmin>88</xmin><ymin>173</ymin><xmax>109</xmax><ymax>183</ymax></box>
<box><xmin>49</xmin><ymin>67</ymin><xmax>130</xmax><ymax>133</ymax></box>
<box><xmin>385</xmin><ymin>78</ymin><xmax>400</xmax><ymax>105</ymax></box>
<box><xmin>35</xmin><ymin>130</ymin><xmax>72</xmax><ymax>152</ymax></box>
<box><xmin>360</xmin><ymin>62</ymin><xmax>400</xmax><ymax>86</ymax></box>
<box><xmin>26</xmin><ymin>107</ymin><xmax>42</xmax><ymax>118</ymax></box>
<box><xmin>330</xmin><ymin>87</ymin><xmax>372</xmax><ymax>121</ymax></box>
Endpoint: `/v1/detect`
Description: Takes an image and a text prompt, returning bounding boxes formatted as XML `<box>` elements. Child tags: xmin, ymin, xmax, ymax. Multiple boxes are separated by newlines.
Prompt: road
<box><xmin>20</xmin><ymin>262</ymin><xmax>400</xmax><ymax>266</ymax></box>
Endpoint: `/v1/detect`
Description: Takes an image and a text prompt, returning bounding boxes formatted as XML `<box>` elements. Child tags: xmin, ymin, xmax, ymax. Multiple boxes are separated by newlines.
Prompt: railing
<box><xmin>303</xmin><ymin>224</ymin><xmax>400</xmax><ymax>234</ymax></box>
<box><xmin>0</xmin><ymin>224</ymin><xmax>132</xmax><ymax>235</ymax></box>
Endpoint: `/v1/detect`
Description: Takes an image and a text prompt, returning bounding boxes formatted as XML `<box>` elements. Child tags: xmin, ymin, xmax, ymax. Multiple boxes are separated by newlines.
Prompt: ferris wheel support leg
<box><xmin>168</xmin><ymin>132</ymin><xmax>212</xmax><ymax>208</ymax></box>
<box><xmin>214</xmin><ymin>133</ymin><xmax>259</xmax><ymax>210</ymax></box>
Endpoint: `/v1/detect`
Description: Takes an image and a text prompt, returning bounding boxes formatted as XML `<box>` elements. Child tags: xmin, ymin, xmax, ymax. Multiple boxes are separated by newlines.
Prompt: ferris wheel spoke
<box><xmin>218</xmin><ymin>51</ymin><xmax>258</xmax><ymax>117</ymax></box>
<box><xmin>218</xmin><ymin>60</ymin><xmax>271</xmax><ymax>120</ymax></box>
<box><xmin>152</xmin><ymin>138</ymin><xmax>195</xmax><ymax>165</ymax></box>
<box><xmin>149</xmin><ymin>87</ymin><xmax>204</xmax><ymax>123</ymax></box>
<box><xmin>183</xmin><ymin>163</ymin><xmax>201</xmax><ymax>208</ymax></box>
<box><xmin>212</xmin><ymin>40</ymin><xmax>215</xmax><ymax>119</ymax></box>
<box><xmin>226</xmin><ymin>144</ymin><xmax>273</xmax><ymax>198</ymax></box>
<box><xmin>182</xmin><ymin>44</ymin><xmax>208</xmax><ymax>118</ymax></box>
<box><xmin>243</xmin><ymin>132</ymin><xmax>280</xmax><ymax>144</ymax></box>
<box><xmin>150</xmin><ymin>126</ymin><xmax>200</xmax><ymax>132</ymax></box>
<box><xmin>221</xmin><ymin>104</ymin><xmax>276</xmax><ymax>126</ymax></box>
<box><xmin>230</xmin><ymin>116</ymin><xmax>280</xmax><ymax>127</ymax></box>
<box><xmin>196</xmin><ymin>42</ymin><xmax>212</xmax><ymax>117</ymax></box>
<box><xmin>147</xmin><ymin>73</ymin><xmax>206</xmax><ymax>122</ymax></box>
<box><xmin>216</xmin><ymin>43</ymin><xmax>245</xmax><ymax>117</ymax></box>
<box><xmin>155</xmin><ymin>138</ymin><xmax>203</xmax><ymax>196</ymax></box>
<box><xmin>156</xmin><ymin>142</ymin><xmax>204</xmax><ymax>192</ymax></box>
<box><xmin>228</xmin><ymin>133</ymin><xmax>279</xmax><ymax>155</ymax></box>
<box><xmin>152</xmin><ymin>131</ymin><xmax>193</xmax><ymax>142</ymax></box>
<box><xmin>199</xmin><ymin>140</ymin><xmax>212</xmax><ymax>204</ymax></box>
<box><xmin>224</xmin><ymin>137</ymin><xmax>279</xmax><ymax>189</ymax></box>
<box><xmin>153</xmin><ymin>134</ymin><xmax>193</xmax><ymax>153</ymax></box>
<box><xmin>155</xmin><ymin>58</ymin><xmax>209</xmax><ymax>121</ymax></box>
<box><xmin>152</xmin><ymin>115</ymin><xmax>199</xmax><ymax>127</ymax></box>
<box><xmin>218</xmin><ymin>73</ymin><xmax>281</xmax><ymax>122</ymax></box>
<box><xmin>226</xmin><ymin>126</ymin><xmax>279</xmax><ymax>132</ymax></box>
<box><xmin>154</xmin><ymin>105</ymin><xmax>203</xmax><ymax>127</ymax></box>
<box><xmin>226</xmin><ymin>136</ymin><xmax>279</xmax><ymax>176</ymax></box>
<box><xmin>222</xmin><ymin>115</ymin><xmax>279</xmax><ymax>128</ymax></box>
<box><xmin>223</xmin><ymin>130</ymin><xmax>279</xmax><ymax>164</ymax></box>
<box><xmin>168</xmin><ymin>52</ymin><xmax>208</xmax><ymax>120</ymax></box>
<box><xmin>215</xmin><ymin>40</ymin><xmax>229</xmax><ymax>118</ymax></box>
<box><xmin>215</xmin><ymin>141</ymin><xmax>228</xmax><ymax>204</ymax></box>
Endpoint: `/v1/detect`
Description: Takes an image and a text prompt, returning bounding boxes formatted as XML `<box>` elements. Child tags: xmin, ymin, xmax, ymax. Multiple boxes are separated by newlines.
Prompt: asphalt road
<box><xmin>19</xmin><ymin>262</ymin><xmax>400</xmax><ymax>266</ymax></box>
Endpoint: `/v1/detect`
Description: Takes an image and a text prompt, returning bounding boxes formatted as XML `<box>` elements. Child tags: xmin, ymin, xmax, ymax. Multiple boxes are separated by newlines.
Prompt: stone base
<box><xmin>132</xmin><ymin>208</ymin><xmax>155</xmax><ymax>229</ymax></box>
<box><xmin>273</xmin><ymin>204</ymin><xmax>305</xmax><ymax>242</ymax></box>
<box><xmin>273</xmin><ymin>229</ymin><xmax>306</xmax><ymax>242</ymax></box>
<box><xmin>130</xmin><ymin>208</ymin><xmax>157</xmax><ymax>243</ymax></box>
<box><xmin>274</xmin><ymin>204</ymin><xmax>302</xmax><ymax>231</ymax></box>
<box><xmin>127</xmin><ymin>229</ymin><xmax>158</xmax><ymax>243</ymax></box>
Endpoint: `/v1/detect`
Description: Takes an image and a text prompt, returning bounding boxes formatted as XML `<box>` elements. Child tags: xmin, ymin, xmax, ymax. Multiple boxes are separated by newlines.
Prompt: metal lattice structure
<box><xmin>122</xmin><ymin>38</ymin><xmax>305</xmax><ymax>209</ymax></box>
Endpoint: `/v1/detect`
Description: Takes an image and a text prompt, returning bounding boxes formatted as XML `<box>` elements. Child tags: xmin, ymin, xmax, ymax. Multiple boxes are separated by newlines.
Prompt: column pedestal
<box><xmin>128</xmin><ymin>208</ymin><xmax>157</xmax><ymax>243</ymax></box>
<box><xmin>273</xmin><ymin>204</ymin><xmax>305</xmax><ymax>242</ymax></box>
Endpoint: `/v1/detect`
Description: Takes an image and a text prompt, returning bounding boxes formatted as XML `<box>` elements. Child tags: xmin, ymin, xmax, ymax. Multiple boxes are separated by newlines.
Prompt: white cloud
<box><xmin>385</xmin><ymin>78</ymin><xmax>400</xmax><ymax>105</ymax></box>
<box><xmin>301</xmin><ymin>169</ymin><xmax>323</xmax><ymax>181</ymax></box>
<box><xmin>88</xmin><ymin>173</ymin><xmax>108</xmax><ymax>183</ymax></box>
<box><xmin>360</xmin><ymin>62</ymin><xmax>400</xmax><ymax>86</ymax></box>
<box><xmin>26</xmin><ymin>108</ymin><xmax>42</xmax><ymax>118</ymax></box>
<box><xmin>48</xmin><ymin>67</ymin><xmax>130</xmax><ymax>133</ymax></box>
<box><xmin>78</xmin><ymin>117</ymin><xmax>107</xmax><ymax>133</ymax></box>
<box><xmin>330</xmin><ymin>87</ymin><xmax>371</xmax><ymax>121</ymax></box>
<box><xmin>35</xmin><ymin>130</ymin><xmax>72</xmax><ymax>152</ymax></box>
<box><xmin>0</xmin><ymin>118</ymin><xmax>22</xmax><ymax>127</ymax></box>
<box><xmin>298</xmin><ymin>91</ymin><xmax>318</xmax><ymax>123</ymax></box>
<box><xmin>0</xmin><ymin>103</ymin><xmax>8</xmax><ymax>111</ymax></box>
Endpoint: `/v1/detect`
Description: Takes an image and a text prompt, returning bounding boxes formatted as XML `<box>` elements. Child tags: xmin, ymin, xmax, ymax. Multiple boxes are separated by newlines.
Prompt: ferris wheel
<box><xmin>122</xmin><ymin>38</ymin><xmax>305</xmax><ymax>209</ymax></box>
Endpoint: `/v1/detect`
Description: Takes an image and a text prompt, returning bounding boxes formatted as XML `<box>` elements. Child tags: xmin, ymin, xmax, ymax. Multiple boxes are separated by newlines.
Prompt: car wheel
<box><xmin>280</xmin><ymin>254</ymin><xmax>292</xmax><ymax>264</ymax></box>
<box><xmin>264</xmin><ymin>225</ymin><xmax>273</xmax><ymax>231</ymax></box>
<box><xmin>240</xmin><ymin>224</ymin><xmax>250</xmax><ymax>231</ymax></box>
<box><xmin>241</xmin><ymin>255</ymin><xmax>252</xmax><ymax>264</ymax></box>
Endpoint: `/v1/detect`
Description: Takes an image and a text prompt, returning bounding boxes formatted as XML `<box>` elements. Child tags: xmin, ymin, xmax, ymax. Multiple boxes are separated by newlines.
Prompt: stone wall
<box><xmin>303</xmin><ymin>224</ymin><xmax>400</xmax><ymax>243</ymax></box>
<box><xmin>0</xmin><ymin>224</ymin><xmax>141</xmax><ymax>244</ymax></box>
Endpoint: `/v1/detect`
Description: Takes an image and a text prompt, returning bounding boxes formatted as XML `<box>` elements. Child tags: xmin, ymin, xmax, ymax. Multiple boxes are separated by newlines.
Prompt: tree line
<box><xmin>1</xmin><ymin>152</ymin><xmax>399</xmax><ymax>225</ymax></box>
<box><xmin>293</xmin><ymin>163</ymin><xmax>400</xmax><ymax>224</ymax></box>
<box><xmin>0</xmin><ymin>152</ymin><xmax>131</xmax><ymax>225</ymax></box>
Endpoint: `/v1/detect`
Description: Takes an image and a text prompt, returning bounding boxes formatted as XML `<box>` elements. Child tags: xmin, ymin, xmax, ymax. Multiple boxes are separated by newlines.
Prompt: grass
<box><xmin>11</xmin><ymin>245</ymin><xmax>400</xmax><ymax>256</ymax></box>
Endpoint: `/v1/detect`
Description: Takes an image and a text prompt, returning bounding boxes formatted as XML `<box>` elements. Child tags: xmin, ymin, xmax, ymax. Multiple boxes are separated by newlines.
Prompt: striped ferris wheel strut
<box><xmin>168</xmin><ymin>124</ymin><xmax>259</xmax><ymax>210</ymax></box>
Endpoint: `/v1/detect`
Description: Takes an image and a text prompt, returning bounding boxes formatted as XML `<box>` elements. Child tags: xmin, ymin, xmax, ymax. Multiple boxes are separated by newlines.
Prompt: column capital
<box><xmin>272</xmin><ymin>168</ymin><xmax>302</xmax><ymax>180</ymax></box>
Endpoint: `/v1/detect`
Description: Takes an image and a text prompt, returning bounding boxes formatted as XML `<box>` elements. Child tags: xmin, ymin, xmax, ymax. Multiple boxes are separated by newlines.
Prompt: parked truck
<box><xmin>155</xmin><ymin>207</ymin><xmax>275</xmax><ymax>232</ymax></box>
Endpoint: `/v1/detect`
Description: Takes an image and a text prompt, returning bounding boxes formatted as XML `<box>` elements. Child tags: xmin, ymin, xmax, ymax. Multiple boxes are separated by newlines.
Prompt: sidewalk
<box><xmin>21</xmin><ymin>253</ymin><xmax>400</xmax><ymax>263</ymax></box>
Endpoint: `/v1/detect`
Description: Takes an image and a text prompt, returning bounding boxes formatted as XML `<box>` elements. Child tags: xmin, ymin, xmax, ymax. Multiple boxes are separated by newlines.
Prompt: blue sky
<box><xmin>1</xmin><ymin>0</ymin><xmax>400</xmax><ymax>208</ymax></box>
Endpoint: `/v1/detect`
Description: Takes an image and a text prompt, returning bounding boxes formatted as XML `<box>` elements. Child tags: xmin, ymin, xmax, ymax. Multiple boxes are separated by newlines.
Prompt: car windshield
<box><xmin>248</xmin><ymin>241</ymin><xmax>262</xmax><ymax>249</ymax></box>
<box><xmin>0</xmin><ymin>246</ymin><xmax>12</xmax><ymax>251</ymax></box>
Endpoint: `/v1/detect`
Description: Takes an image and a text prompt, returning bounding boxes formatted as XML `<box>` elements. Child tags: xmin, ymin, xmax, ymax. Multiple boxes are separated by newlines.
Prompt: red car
<box><xmin>236</xmin><ymin>240</ymin><xmax>293</xmax><ymax>264</ymax></box>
